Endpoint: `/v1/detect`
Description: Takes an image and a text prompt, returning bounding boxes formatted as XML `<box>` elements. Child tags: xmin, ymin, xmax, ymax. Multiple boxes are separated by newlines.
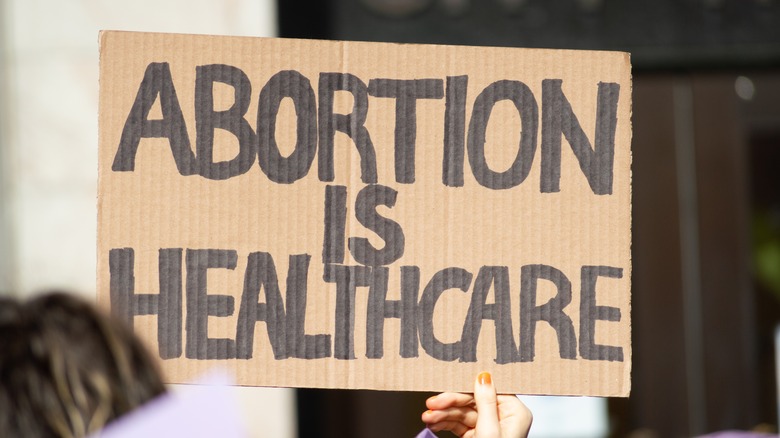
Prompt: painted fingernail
<box><xmin>478</xmin><ymin>372</ymin><xmax>492</xmax><ymax>385</ymax></box>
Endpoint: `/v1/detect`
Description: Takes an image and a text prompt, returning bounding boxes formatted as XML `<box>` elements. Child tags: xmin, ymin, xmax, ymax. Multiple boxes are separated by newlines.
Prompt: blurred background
<box><xmin>1</xmin><ymin>0</ymin><xmax>779</xmax><ymax>437</ymax></box>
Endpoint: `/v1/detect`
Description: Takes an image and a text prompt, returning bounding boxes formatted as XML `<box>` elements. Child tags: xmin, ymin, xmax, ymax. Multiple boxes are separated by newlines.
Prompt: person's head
<box><xmin>0</xmin><ymin>291</ymin><xmax>165</xmax><ymax>437</ymax></box>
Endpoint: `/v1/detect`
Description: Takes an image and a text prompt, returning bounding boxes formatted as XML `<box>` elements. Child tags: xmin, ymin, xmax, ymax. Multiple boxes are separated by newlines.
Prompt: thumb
<box><xmin>473</xmin><ymin>372</ymin><xmax>500</xmax><ymax>437</ymax></box>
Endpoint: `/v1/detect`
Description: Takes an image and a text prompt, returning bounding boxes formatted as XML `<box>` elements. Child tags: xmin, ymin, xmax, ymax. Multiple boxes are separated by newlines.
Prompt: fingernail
<box><xmin>424</xmin><ymin>410</ymin><xmax>433</xmax><ymax>415</ymax></box>
<box><xmin>426</xmin><ymin>395</ymin><xmax>437</xmax><ymax>402</ymax></box>
<box><xmin>478</xmin><ymin>372</ymin><xmax>492</xmax><ymax>385</ymax></box>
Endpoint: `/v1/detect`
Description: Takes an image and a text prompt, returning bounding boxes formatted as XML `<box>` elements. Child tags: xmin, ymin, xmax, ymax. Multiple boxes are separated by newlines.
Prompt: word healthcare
<box><xmin>110</xmin><ymin>247</ymin><xmax>624</xmax><ymax>364</ymax></box>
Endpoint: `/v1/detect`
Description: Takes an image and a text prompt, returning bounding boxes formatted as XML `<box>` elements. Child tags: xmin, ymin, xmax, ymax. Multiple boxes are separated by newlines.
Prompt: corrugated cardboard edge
<box><xmin>96</xmin><ymin>30</ymin><xmax>108</xmax><ymax>306</ymax></box>
<box><xmin>620</xmin><ymin>50</ymin><xmax>633</xmax><ymax>398</ymax></box>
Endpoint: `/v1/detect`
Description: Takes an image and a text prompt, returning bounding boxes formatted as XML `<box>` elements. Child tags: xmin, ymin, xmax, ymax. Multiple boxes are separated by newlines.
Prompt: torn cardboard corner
<box><xmin>97</xmin><ymin>31</ymin><xmax>632</xmax><ymax>397</ymax></box>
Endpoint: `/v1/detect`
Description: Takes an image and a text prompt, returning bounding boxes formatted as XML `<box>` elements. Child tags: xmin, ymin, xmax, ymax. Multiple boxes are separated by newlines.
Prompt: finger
<box><xmin>426</xmin><ymin>392</ymin><xmax>476</xmax><ymax>410</ymax></box>
<box><xmin>422</xmin><ymin>406</ymin><xmax>478</xmax><ymax>428</ymax></box>
<box><xmin>473</xmin><ymin>372</ymin><xmax>500</xmax><ymax>437</ymax></box>
<box><xmin>496</xmin><ymin>395</ymin><xmax>532</xmax><ymax>421</ymax></box>
<box><xmin>496</xmin><ymin>395</ymin><xmax>533</xmax><ymax>437</ymax></box>
<box><xmin>427</xmin><ymin>420</ymin><xmax>472</xmax><ymax>437</ymax></box>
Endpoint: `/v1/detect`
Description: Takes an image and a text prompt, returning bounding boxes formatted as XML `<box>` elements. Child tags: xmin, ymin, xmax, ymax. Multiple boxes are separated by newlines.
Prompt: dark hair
<box><xmin>0</xmin><ymin>292</ymin><xmax>165</xmax><ymax>437</ymax></box>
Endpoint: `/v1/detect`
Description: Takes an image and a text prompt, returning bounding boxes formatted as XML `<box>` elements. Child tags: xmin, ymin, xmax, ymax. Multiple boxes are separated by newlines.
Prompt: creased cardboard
<box><xmin>97</xmin><ymin>31</ymin><xmax>632</xmax><ymax>396</ymax></box>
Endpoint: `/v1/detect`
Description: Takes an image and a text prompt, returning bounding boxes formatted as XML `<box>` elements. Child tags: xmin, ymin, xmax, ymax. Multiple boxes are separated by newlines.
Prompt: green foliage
<box><xmin>752</xmin><ymin>209</ymin><xmax>780</xmax><ymax>300</ymax></box>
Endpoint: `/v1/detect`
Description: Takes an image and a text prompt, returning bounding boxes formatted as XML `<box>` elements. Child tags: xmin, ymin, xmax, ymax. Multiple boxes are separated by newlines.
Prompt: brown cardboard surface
<box><xmin>97</xmin><ymin>31</ymin><xmax>632</xmax><ymax>396</ymax></box>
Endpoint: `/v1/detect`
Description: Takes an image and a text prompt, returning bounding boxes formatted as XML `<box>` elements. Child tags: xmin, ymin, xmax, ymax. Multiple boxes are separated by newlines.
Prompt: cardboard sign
<box><xmin>97</xmin><ymin>31</ymin><xmax>632</xmax><ymax>396</ymax></box>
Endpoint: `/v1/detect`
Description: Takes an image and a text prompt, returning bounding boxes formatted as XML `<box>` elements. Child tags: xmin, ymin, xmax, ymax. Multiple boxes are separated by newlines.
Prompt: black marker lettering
<box><xmin>318</xmin><ymin>73</ymin><xmax>377</xmax><ymax>183</ymax></box>
<box><xmin>368</xmin><ymin>78</ymin><xmax>444</xmax><ymax>184</ymax></box>
<box><xmin>541</xmin><ymin>80</ymin><xmax>619</xmax><ymax>195</ymax></box>
<box><xmin>579</xmin><ymin>265</ymin><xmax>623</xmax><ymax>361</ymax></box>
<box><xmin>365</xmin><ymin>266</ymin><xmax>421</xmax><ymax>359</ymax></box>
<box><xmin>257</xmin><ymin>70</ymin><xmax>317</xmax><ymax>184</ymax></box>
<box><xmin>348</xmin><ymin>184</ymin><xmax>405</xmax><ymax>267</ymax></box>
<box><xmin>519</xmin><ymin>264</ymin><xmax>577</xmax><ymax>362</ymax></box>
<box><xmin>195</xmin><ymin>64</ymin><xmax>257</xmax><ymax>180</ymax></box>
<box><xmin>109</xmin><ymin>248</ymin><xmax>183</xmax><ymax>359</ymax></box>
<box><xmin>324</xmin><ymin>264</ymin><xmax>371</xmax><ymax>360</ymax></box>
<box><xmin>322</xmin><ymin>185</ymin><xmax>348</xmax><ymax>266</ymax></box>
<box><xmin>468</xmin><ymin>80</ymin><xmax>538</xmax><ymax>190</ymax></box>
<box><xmin>113</xmin><ymin>62</ymin><xmax>197</xmax><ymax>175</ymax></box>
<box><xmin>443</xmin><ymin>75</ymin><xmax>468</xmax><ymax>187</ymax></box>
<box><xmin>460</xmin><ymin>266</ymin><xmax>520</xmax><ymax>364</ymax></box>
<box><xmin>418</xmin><ymin>267</ymin><xmax>472</xmax><ymax>362</ymax></box>
<box><xmin>185</xmin><ymin>249</ymin><xmax>237</xmax><ymax>360</ymax></box>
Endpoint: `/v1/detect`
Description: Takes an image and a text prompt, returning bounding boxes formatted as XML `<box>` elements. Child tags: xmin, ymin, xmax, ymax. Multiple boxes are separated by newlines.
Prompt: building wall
<box><xmin>0</xmin><ymin>2</ymin><xmax>295</xmax><ymax>436</ymax></box>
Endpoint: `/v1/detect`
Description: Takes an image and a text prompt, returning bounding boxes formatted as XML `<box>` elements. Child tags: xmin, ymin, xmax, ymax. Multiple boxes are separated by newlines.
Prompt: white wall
<box><xmin>1</xmin><ymin>0</ymin><xmax>277</xmax><ymax>296</ymax></box>
<box><xmin>0</xmin><ymin>1</ymin><xmax>296</xmax><ymax>436</ymax></box>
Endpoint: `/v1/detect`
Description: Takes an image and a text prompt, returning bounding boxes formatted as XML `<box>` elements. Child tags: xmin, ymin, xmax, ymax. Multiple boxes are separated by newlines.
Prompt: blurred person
<box><xmin>0</xmin><ymin>292</ymin><xmax>165</xmax><ymax>437</ymax></box>
<box><xmin>0</xmin><ymin>290</ymin><xmax>531</xmax><ymax>438</ymax></box>
<box><xmin>422</xmin><ymin>372</ymin><xmax>533</xmax><ymax>438</ymax></box>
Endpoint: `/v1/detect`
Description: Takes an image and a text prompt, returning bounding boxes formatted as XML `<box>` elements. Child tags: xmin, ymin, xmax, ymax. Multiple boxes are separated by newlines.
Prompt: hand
<box><xmin>421</xmin><ymin>372</ymin><xmax>532</xmax><ymax>438</ymax></box>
